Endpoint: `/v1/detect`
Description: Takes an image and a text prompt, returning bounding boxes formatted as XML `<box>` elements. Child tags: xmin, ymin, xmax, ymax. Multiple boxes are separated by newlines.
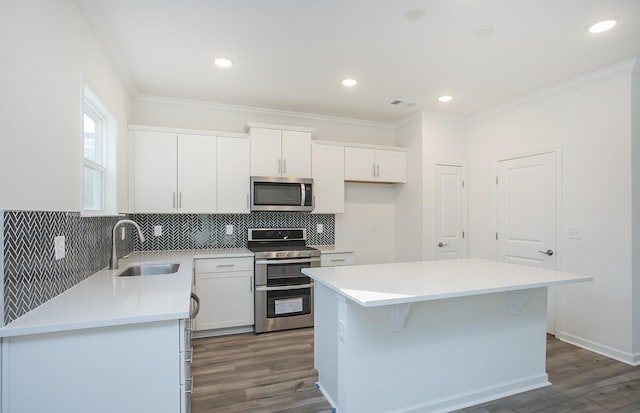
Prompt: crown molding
<box><xmin>75</xmin><ymin>0</ymin><xmax>138</xmax><ymax>100</ymax></box>
<box><xmin>469</xmin><ymin>57</ymin><xmax>639</xmax><ymax>123</ymax></box>
<box><xmin>136</xmin><ymin>95</ymin><xmax>394</xmax><ymax>130</ymax></box>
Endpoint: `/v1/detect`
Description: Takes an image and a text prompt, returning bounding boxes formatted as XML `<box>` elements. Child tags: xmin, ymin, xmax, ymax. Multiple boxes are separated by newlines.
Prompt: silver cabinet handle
<box><xmin>283</xmin><ymin>158</ymin><xmax>287</xmax><ymax>174</ymax></box>
<box><xmin>538</xmin><ymin>249</ymin><xmax>554</xmax><ymax>256</ymax></box>
<box><xmin>216</xmin><ymin>264</ymin><xmax>235</xmax><ymax>268</ymax></box>
<box><xmin>278</xmin><ymin>158</ymin><xmax>282</xmax><ymax>173</ymax></box>
<box><xmin>256</xmin><ymin>283</ymin><xmax>314</xmax><ymax>292</ymax></box>
<box><xmin>377</xmin><ymin>164</ymin><xmax>380</xmax><ymax>177</ymax></box>
<box><xmin>173</xmin><ymin>192</ymin><xmax>176</xmax><ymax>208</ymax></box>
<box><xmin>331</xmin><ymin>258</ymin><xmax>346</xmax><ymax>262</ymax></box>
<box><xmin>438</xmin><ymin>242</ymin><xmax>449</xmax><ymax>247</ymax></box>
<box><xmin>250</xmin><ymin>276</ymin><xmax>253</xmax><ymax>292</ymax></box>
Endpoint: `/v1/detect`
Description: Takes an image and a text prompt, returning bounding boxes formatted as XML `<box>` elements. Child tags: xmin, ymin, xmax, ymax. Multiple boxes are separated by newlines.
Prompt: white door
<box><xmin>134</xmin><ymin>131</ymin><xmax>177</xmax><ymax>213</ymax></box>
<box><xmin>177</xmin><ymin>134</ymin><xmax>217</xmax><ymax>213</ymax></box>
<box><xmin>496</xmin><ymin>151</ymin><xmax>557</xmax><ymax>333</ymax></box>
<box><xmin>375</xmin><ymin>150</ymin><xmax>406</xmax><ymax>183</ymax></box>
<box><xmin>250</xmin><ymin>128</ymin><xmax>282</xmax><ymax>176</ymax></box>
<box><xmin>217</xmin><ymin>136</ymin><xmax>250</xmax><ymax>213</ymax></box>
<box><xmin>281</xmin><ymin>130</ymin><xmax>312</xmax><ymax>178</ymax></box>
<box><xmin>312</xmin><ymin>143</ymin><xmax>344</xmax><ymax>213</ymax></box>
<box><xmin>434</xmin><ymin>164</ymin><xmax>465</xmax><ymax>259</ymax></box>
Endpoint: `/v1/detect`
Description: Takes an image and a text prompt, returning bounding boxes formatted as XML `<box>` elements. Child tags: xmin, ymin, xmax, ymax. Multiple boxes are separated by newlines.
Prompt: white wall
<box><xmin>131</xmin><ymin>96</ymin><xmax>397</xmax><ymax>264</ymax></box>
<box><xmin>0</xmin><ymin>0</ymin><xmax>133</xmax><ymax>212</ymax></box>
<box><xmin>467</xmin><ymin>64</ymin><xmax>636</xmax><ymax>363</ymax></box>
<box><xmin>632</xmin><ymin>63</ymin><xmax>640</xmax><ymax>359</ymax></box>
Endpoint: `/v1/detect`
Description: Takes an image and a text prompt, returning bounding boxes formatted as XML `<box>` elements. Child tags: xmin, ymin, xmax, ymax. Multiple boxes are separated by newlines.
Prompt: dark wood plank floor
<box><xmin>192</xmin><ymin>329</ymin><xmax>640</xmax><ymax>413</ymax></box>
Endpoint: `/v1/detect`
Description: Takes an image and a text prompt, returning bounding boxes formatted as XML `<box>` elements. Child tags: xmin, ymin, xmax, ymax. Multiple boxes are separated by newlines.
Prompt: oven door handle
<box><xmin>255</xmin><ymin>257</ymin><xmax>320</xmax><ymax>265</ymax></box>
<box><xmin>255</xmin><ymin>283</ymin><xmax>314</xmax><ymax>292</ymax></box>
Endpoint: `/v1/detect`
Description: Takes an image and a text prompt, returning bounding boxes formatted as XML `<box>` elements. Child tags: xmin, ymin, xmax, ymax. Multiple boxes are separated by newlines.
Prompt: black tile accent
<box><xmin>2</xmin><ymin>211</ymin><xmax>133</xmax><ymax>325</ymax></box>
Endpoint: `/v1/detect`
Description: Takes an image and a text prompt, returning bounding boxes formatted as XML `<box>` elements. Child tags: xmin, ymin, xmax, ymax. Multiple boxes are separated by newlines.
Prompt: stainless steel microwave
<box><xmin>250</xmin><ymin>176</ymin><xmax>314</xmax><ymax>212</ymax></box>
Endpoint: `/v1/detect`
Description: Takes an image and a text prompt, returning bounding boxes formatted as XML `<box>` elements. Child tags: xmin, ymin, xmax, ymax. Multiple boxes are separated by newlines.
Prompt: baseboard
<box><xmin>391</xmin><ymin>374</ymin><xmax>550</xmax><ymax>413</ymax></box>
<box><xmin>315</xmin><ymin>382</ymin><xmax>338</xmax><ymax>413</ymax></box>
<box><xmin>192</xmin><ymin>326</ymin><xmax>254</xmax><ymax>338</ymax></box>
<box><xmin>557</xmin><ymin>331</ymin><xmax>640</xmax><ymax>366</ymax></box>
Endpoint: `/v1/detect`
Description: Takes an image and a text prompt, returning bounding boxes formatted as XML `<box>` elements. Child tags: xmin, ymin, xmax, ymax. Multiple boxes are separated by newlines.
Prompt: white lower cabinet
<box><xmin>193</xmin><ymin>257</ymin><xmax>254</xmax><ymax>331</ymax></box>
<box><xmin>320</xmin><ymin>252</ymin><xmax>355</xmax><ymax>267</ymax></box>
<box><xmin>1</xmin><ymin>319</ymin><xmax>187</xmax><ymax>413</ymax></box>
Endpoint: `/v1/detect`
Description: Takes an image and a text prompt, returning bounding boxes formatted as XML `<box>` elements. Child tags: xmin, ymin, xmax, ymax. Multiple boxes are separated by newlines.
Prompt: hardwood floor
<box><xmin>192</xmin><ymin>329</ymin><xmax>640</xmax><ymax>413</ymax></box>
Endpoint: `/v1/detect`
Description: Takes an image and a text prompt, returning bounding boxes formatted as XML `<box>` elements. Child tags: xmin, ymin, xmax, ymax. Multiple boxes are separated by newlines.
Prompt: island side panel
<box><xmin>314</xmin><ymin>281</ymin><xmax>340</xmax><ymax>408</ymax></box>
<box><xmin>338</xmin><ymin>288</ymin><xmax>549</xmax><ymax>413</ymax></box>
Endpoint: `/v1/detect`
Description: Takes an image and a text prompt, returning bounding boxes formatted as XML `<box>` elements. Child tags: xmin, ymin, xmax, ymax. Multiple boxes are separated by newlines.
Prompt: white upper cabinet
<box><xmin>247</xmin><ymin>124</ymin><xmax>314</xmax><ymax>178</ymax></box>
<box><xmin>312</xmin><ymin>143</ymin><xmax>344</xmax><ymax>214</ymax></box>
<box><xmin>344</xmin><ymin>146</ymin><xmax>406</xmax><ymax>183</ymax></box>
<box><xmin>134</xmin><ymin>130</ymin><xmax>178</xmax><ymax>213</ymax></box>
<box><xmin>177</xmin><ymin>134</ymin><xmax>217</xmax><ymax>213</ymax></box>
<box><xmin>217</xmin><ymin>136</ymin><xmax>250</xmax><ymax>213</ymax></box>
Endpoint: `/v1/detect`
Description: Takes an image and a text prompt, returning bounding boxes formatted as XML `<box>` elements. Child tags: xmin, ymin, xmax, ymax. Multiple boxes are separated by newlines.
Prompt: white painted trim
<box><xmin>136</xmin><ymin>95</ymin><xmax>394</xmax><ymax>129</ymax></box>
<box><xmin>128</xmin><ymin>124</ymin><xmax>248</xmax><ymax>139</ymax></box>
<box><xmin>244</xmin><ymin>122</ymin><xmax>315</xmax><ymax>133</ymax></box>
<box><xmin>75</xmin><ymin>0</ymin><xmax>138</xmax><ymax>100</ymax></box>
<box><xmin>343</xmin><ymin>142</ymin><xmax>406</xmax><ymax>152</ymax></box>
<box><xmin>497</xmin><ymin>147</ymin><xmax>559</xmax><ymax>162</ymax></box>
<box><xmin>557</xmin><ymin>331</ymin><xmax>640</xmax><ymax>366</ymax></box>
<box><xmin>470</xmin><ymin>57</ymin><xmax>639</xmax><ymax>123</ymax></box>
<box><xmin>393</xmin><ymin>111</ymin><xmax>422</xmax><ymax>127</ymax></box>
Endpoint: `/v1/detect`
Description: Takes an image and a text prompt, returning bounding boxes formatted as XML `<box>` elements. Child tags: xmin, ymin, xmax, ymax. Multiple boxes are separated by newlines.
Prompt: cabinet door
<box><xmin>312</xmin><ymin>143</ymin><xmax>344</xmax><ymax>213</ymax></box>
<box><xmin>177</xmin><ymin>134</ymin><xmax>217</xmax><ymax>213</ymax></box>
<box><xmin>217</xmin><ymin>136</ymin><xmax>250</xmax><ymax>213</ymax></box>
<box><xmin>194</xmin><ymin>271</ymin><xmax>254</xmax><ymax>330</ymax></box>
<box><xmin>344</xmin><ymin>147</ymin><xmax>376</xmax><ymax>182</ymax></box>
<box><xmin>282</xmin><ymin>130</ymin><xmax>312</xmax><ymax>178</ymax></box>
<box><xmin>134</xmin><ymin>131</ymin><xmax>177</xmax><ymax>213</ymax></box>
<box><xmin>250</xmin><ymin>128</ymin><xmax>282</xmax><ymax>176</ymax></box>
<box><xmin>376</xmin><ymin>150</ymin><xmax>406</xmax><ymax>183</ymax></box>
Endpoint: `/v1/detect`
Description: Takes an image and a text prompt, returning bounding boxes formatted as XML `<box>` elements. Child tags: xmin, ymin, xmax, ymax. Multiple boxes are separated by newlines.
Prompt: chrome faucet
<box><xmin>110</xmin><ymin>219</ymin><xmax>146</xmax><ymax>270</ymax></box>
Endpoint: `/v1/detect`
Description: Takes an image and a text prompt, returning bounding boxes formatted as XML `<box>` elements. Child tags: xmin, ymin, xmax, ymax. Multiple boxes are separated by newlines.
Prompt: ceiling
<box><xmin>84</xmin><ymin>0</ymin><xmax>640</xmax><ymax>123</ymax></box>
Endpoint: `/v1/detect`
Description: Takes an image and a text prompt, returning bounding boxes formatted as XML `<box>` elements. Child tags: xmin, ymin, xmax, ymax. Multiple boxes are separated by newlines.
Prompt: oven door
<box><xmin>255</xmin><ymin>283</ymin><xmax>314</xmax><ymax>333</ymax></box>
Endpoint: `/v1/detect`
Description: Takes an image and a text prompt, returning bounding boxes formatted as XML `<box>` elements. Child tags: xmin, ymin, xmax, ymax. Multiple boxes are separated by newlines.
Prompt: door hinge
<box><xmin>496</xmin><ymin>232</ymin><xmax>498</xmax><ymax>240</ymax></box>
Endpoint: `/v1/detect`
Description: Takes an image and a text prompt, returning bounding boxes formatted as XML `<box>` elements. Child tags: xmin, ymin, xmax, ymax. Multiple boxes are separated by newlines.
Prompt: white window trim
<box><xmin>81</xmin><ymin>85</ymin><xmax>118</xmax><ymax>217</ymax></box>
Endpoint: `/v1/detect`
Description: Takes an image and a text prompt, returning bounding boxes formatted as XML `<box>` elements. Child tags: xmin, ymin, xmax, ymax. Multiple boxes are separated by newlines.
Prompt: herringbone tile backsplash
<box><xmin>1</xmin><ymin>210</ymin><xmax>334</xmax><ymax>325</ymax></box>
<box><xmin>1</xmin><ymin>211</ymin><xmax>131</xmax><ymax>325</ymax></box>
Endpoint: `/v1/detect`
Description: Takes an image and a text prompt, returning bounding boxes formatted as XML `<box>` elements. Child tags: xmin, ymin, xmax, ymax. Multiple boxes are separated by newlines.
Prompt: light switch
<box><xmin>154</xmin><ymin>225</ymin><xmax>163</xmax><ymax>237</ymax></box>
<box><xmin>54</xmin><ymin>236</ymin><xmax>66</xmax><ymax>260</ymax></box>
<box><xmin>316</xmin><ymin>223</ymin><xmax>323</xmax><ymax>234</ymax></box>
<box><xmin>226</xmin><ymin>224</ymin><xmax>234</xmax><ymax>235</ymax></box>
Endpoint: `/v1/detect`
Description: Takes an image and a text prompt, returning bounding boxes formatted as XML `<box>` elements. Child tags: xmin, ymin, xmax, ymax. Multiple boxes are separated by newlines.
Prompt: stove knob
<box><xmin>277</xmin><ymin>252</ymin><xmax>286</xmax><ymax>258</ymax></box>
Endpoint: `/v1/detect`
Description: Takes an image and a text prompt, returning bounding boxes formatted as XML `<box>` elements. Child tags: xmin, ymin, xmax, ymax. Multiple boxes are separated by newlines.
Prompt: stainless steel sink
<box><xmin>116</xmin><ymin>263</ymin><xmax>180</xmax><ymax>277</ymax></box>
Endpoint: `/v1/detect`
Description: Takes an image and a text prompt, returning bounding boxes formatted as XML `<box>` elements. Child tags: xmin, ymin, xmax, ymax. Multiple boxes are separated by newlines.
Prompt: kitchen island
<box><xmin>302</xmin><ymin>258</ymin><xmax>592</xmax><ymax>413</ymax></box>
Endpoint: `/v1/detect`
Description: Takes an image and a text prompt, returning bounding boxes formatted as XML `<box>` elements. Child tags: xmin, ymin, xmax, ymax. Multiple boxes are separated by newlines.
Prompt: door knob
<box><xmin>438</xmin><ymin>242</ymin><xmax>449</xmax><ymax>248</ymax></box>
<box><xmin>538</xmin><ymin>249</ymin><xmax>554</xmax><ymax>256</ymax></box>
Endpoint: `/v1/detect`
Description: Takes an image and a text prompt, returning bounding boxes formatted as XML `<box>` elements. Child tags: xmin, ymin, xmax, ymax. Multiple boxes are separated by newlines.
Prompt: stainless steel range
<box><xmin>248</xmin><ymin>228</ymin><xmax>320</xmax><ymax>333</ymax></box>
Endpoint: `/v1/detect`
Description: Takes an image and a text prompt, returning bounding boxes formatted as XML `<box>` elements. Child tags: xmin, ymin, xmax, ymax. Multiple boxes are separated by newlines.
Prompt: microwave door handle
<box><xmin>300</xmin><ymin>183</ymin><xmax>305</xmax><ymax>206</ymax></box>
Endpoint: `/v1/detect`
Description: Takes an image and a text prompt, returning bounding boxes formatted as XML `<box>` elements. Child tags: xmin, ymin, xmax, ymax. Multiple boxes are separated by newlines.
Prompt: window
<box><xmin>83</xmin><ymin>86</ymin><xmax>116</xmax><ymax>214</ymax></box>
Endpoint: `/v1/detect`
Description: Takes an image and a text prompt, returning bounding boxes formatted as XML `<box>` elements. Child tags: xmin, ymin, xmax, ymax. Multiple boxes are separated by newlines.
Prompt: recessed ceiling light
<box><xmin>588</xmin><ymin>19</ymin><xmax>617</xmax><ymax>33</ymax></box>
<box><xmin>438</xmin><ymin>95</ymin><xmax>453</xmax><ymax>103</ymax></box>
<box><xmin>214</xmin><ymin>58</ymin><xmax>233</xmax><ymax>68</ymax></box>
<box><xmin>405</xmin><ymin>5</ymin><xmax>427</xmax><ymax>19</ymax></box>
<box><xmin>342</xmin><ymin>78</ymin><xmax>357</xmax><ymax>87</ymax></box>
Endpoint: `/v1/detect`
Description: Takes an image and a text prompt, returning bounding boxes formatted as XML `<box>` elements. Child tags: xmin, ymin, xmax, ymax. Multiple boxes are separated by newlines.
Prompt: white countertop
<box><xmin>0</xmin><ymin>249</ymin><xmax>253</xmax><ymax>338</ymax></box>
<box><xmin>310</xmin><ymin>245</ymin><xmax>354</xmax><ymax>254</ymax></box>
<box><xmin>302</xmin><ymin>258</ymin><xmax>592</xmax><ymax>307</ymax></box>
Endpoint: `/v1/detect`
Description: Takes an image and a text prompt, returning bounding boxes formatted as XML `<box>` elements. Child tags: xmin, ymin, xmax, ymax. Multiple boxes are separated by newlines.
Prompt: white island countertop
<box><xmin>0</xmin><ymin>249</ymin><xmax>253</xmax><ymax>338</ymax></box>
<box><xmin>302</xmin><ymin>258</ymin><xmax>592</xmax><ymax>307</ymax></box>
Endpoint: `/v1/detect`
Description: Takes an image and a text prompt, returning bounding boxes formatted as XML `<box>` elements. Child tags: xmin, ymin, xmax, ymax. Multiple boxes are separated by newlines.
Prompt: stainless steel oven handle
<box><xmin>255</xmin><ymin>283</ymin><xmax>314</xmax><ymax>292</ymax></box>
<box><xmin>255</xmin><ymin>257</ymin><xmax>321</xmax><ymax>265</ymax></box>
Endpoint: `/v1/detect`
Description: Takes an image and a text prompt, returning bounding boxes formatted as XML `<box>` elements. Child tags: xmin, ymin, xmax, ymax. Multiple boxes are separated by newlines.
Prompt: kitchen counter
<box><xmin>0</xmin><ymin>249</ymin><xmax>253</xmax><ymax>338</ymax></box>
<box><xmin>310</xmin><ymin>245</ymin><xmax>354</xmax><ymax>254</ymax></box>
<box><xmin>303</xmin><ymin>258</ymin><xmax>592</xmax><ymax>413</ymax></box>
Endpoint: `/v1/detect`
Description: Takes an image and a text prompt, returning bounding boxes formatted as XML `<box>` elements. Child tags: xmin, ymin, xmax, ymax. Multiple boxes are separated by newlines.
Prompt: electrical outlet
<box><xmin>316</xmin><ymin>223</ymin><xmax>323</xmax><ymax>234</ymax></box>
<box><xmin>568</xmin><ymin>227</ymin><xmax>583</xmax><ymax>240</ymax></box>
<box><xmin>226</xmin><ymin>224</ymin><xmax>234</xmax><ymax>235</ymax></box>
<box><xmin>154</xmin><ymin>225</ymin><xmax>163</xmax><ymax>237</ymax></box>
<box><xmin>54</xmin><ymin>236</ymin><xmax>66</xmax><ymax>260</ymax></box>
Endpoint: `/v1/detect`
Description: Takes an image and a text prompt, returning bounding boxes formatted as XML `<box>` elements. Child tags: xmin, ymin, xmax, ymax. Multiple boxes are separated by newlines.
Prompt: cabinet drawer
<box><xmin>195</xmin><ymin>257</ymin><xmax>253</xmax><ymax>273</ymax></box>
<box><xmin>321</xmin><ymin>253</ymin><xmax>354</xmax><ymax>267</ymax></box>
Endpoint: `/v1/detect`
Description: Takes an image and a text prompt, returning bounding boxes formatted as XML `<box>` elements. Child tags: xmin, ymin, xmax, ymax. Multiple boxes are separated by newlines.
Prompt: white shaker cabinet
<box><xmin>217</xmin><ymin>136</ymin><xmax>250</xmax><ymax>213</ymax></box>
<box><xmin>193</xmin><ymin>257</ymin><xmax>254</xmax><ymax>331</ymax></box>
<box><xmin>133</xmin><ymin>130</ymin><xmax>217</xmax><ymax>213</ymax></box>
<box><xmin>344</xmin><ymin>146</ymin><xmax>406</xmax><ymax>183</ymax></box>
<box><xmin>312</xmin><ymin>143</ymin><xmax>344</xmax><ymax>214</ymax></box>
<box><xmin>247</xmin><ymin>124</ymin><xmax>314</xmax><ymax>178</ymax></box>
<box><xmin>320</xmin><ymin>251</ymin><xmax>355</xmax><ymax>267</ymax></box>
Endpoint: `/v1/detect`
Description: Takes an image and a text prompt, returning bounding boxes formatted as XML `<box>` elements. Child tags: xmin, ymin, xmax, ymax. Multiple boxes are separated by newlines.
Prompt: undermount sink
<box><xmin>116</xmin><ymin>263</ymin><xmax>180</xmax><ymax>277</ymax></box>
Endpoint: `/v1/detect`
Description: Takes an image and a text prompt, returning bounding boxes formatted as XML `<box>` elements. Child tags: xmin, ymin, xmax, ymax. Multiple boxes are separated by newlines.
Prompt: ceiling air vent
<box><xmin>390</xmin><ymin>99</ymin><xmax>417</xmax><ymax>107</ymax></box>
